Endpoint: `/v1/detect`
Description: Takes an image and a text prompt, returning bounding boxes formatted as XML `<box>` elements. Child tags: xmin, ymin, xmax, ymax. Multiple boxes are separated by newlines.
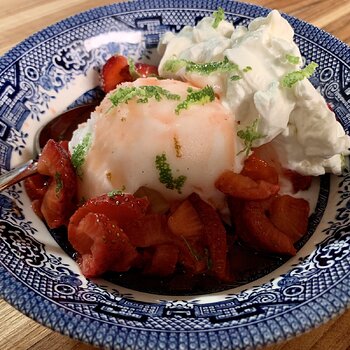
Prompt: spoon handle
<box><xmin>0</xmin><ymin>160</ymin><xmax>38</xmax><ymax>192</ymax></box>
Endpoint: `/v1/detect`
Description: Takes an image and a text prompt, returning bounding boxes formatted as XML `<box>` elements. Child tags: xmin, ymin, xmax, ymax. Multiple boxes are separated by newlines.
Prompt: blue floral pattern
<box><xmin>0</xmin><ymin>1</ymin><xmax>349</xmax><ymax>349</ymax></box>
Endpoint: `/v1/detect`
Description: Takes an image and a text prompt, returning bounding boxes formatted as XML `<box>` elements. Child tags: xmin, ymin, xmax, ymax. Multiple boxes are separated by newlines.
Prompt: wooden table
<box><xmin>0</xmin><ymin>0</ymin><xmax>349</xmax><ymax>349</ymax></box>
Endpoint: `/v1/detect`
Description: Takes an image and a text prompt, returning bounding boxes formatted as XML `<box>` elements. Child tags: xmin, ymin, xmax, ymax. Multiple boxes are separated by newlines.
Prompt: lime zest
<box><xmin>127</xmin><ymin>57</ymin><xmax>140</xmax><ymax>80</ymax></box>
<box><xmin>71</xmin><ymin>132</ymin><xmax>92</xmax><ymax>178</ymax></box>
<box><xmin>109</xmin><ymin>86</ymin><xmax>181</xmax><ymax>108</ymax></box>
<box><xmin>155</xmin><ymin>153</ymin><xmax>187</xmax><ymax>194</ymax></box>
<box><xmin>285</xmin><ymin>54</ymin><xmax>300</xmax><ymax>65</ymax></box>
<box><xmin>182</xmin><ymin>236</ymin><xmax>201</xmax><ymax>261</ymax></box>
<box><xmin>107</xmin><ymin>185</ymin><xmax>126</xmax><ymax>198</ymax></box>
<box><xmin>237</xmin><ymin>119</ymin><xmax>265</xmax><ymax>156</ymax></box>
<box><xmin>230</xmin><ymin>75</ymin><xmax>242</xmax><ymax>81</ymax></box>
<box><xmin>281</xmin><ymin>61</ymin><xmax>318</xmax><ymax>88</ymax></box>
<box><xmin>175</xmin><ymin>85</ymin><xmax>215</xmax><ymax>115</ymax></box>
<box><xmin>212</xmin><ymin>7</ymin><xmax>225</xmax><ymax>29</ymax></box>
<box><xmin>164</xmin><ymin>56</ymin><xmax>239</xmax><ymax>75</ymax></box>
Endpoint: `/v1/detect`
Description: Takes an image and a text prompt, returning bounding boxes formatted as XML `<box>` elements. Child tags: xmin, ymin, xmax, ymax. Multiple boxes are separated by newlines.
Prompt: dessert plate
<box><xmin>0</xmin><ymin>0</ymin><xmax>349</xmax><ymax>349</ymax></box>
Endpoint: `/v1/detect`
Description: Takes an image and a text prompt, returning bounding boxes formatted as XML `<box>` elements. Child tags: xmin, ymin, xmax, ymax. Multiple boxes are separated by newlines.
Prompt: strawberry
<box><xmin>167</xmin><ymin>199</ymin><xmax>203</xmax><ymax>239</ymax></box>
<box><xmin>58</xmin><ymin>140</ymin><xmax>69</xmax><ymax>153</ymax></box>
<box><xmin>24</xmin><ymin>173</ymin><xmax>49</xmax><ymax>201</ymax></box>
<box><xmin>269</xmin><ymin>195</ymin><xmax>310</xmax><ymax>242</ymax></box>
<box><xmin>124</xmin><ymin>209</ymin><xmax>207</xmax><ymax>275</ymax></box>
<box><xmin>68</xmin><ymin>193</ymin><xmax>149</xmax><ymax>248</ymax></box>
<box><xmin>241</xmin><ymin>153</ymin><xmax>279</xmax><ymax>184</ymax></box>
<box><xmin>252</xmin><ymin>142</ymin><xmax>283</xmax><ymax>174</ymax></box>
<box><xmin>69</xmin><ymin>193</ymin><xmax>148</xmax><ymax>225</ymax></box>
<box><xmin>242</xmin><ymin>199</ymin><xmax>296</xmax><ymax>256</ymax></box>
<box><xmin>68</xmin><ymin>193</ymin><xmax>149</xmax><ymax>277</ymax></box>
<box><xmin>176</xmin><ymin>237</ymin><xmax>208</xmax><ymax>275</ymax></box>
<box><xmin>215</xmin><ymin>170</ymin><xmax>280</xmax><ymax>200</ymax></box>
<box><xmin>24</xmin><ymin>173</ymin><xmax>49</xmax><ymax>221</ymax></box>
<box><xmin>123</xmin><ymin>213</ymin><xmax>175</xmax><ymax>247</ymax></box>
<box><xmin>101</xmin><ymin>55</ymin><xmax>132</xmax><ymax>93</ymax></box>
<box><xmin>101</xmin><ymin>55</ymin><xmax>159</xmax><ymax>93</ymax></box>
<box><xmin>284</xmin><ymin>169</ymin><xmax>313</xmax><ymax>193</ymax></box>
<box><xmin>134</xmin><ymin>62</ymin><xmax>158</xmax><ymax>77</ymax></box>
<box><xmin>189</xmin><ymin>193</ymin><xmax>228</xmax><ymax>280</ymax></box>
<box><xmin>36</xmin><ymin>139</ymin><xmax>77</xmax><ymax>228</ymax></box>
<box><xmin>72</xmin><ymin>212</ymin><xmax>138</xmax><ymax>277</ymax></box>
<box><xmin>144</xmin><ymin>244</ymin><xmax>179</xmax><ymax>276</ymax></box>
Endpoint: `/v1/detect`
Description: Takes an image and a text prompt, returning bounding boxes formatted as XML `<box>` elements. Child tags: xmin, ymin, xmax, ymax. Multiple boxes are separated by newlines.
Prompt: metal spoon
<box><xmin>0</xmin><ymin>103</ymin><xmax>98</xmax><ymax>192</ymax></box>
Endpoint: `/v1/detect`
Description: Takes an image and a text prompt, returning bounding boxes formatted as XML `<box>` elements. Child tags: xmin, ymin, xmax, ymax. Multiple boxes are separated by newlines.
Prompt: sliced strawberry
<box><xmin>284</xmin><ymin>169</ymin><xmax>313</xmax><ymax>193</ymax></box>
<box><xmin>189</xmin><ymin>193</ymin><xmax>228</xmax><ymax>280</ymax></box>
<box><xmin>134</xmin><ymin>62</ymin><xmax>158</xmax><ymax>78</ymax></box>
<box><xmin>123</xmin><ymin>213</ymin><xmax>176</xmax><ymax>247</ymax></box>
<box><xmin>31</xmin><ymin>199</ymin><xmax>45</xmax><ymax>220</ymax></box>
<box><xmin>144</xmin><ymin>244</ymin><xmax>179</xmax><ymax>276</ymax></box>
<box><xmin>24</xmin><ymin>173</ymin><xmax>49</xmax><ymax>201</ymax></box>
<box><xmin>242</xmin><ymin>199</ymin><xmax>296</xmax><ymax>255</ymax></box>
<box><xmin>58</xmin><ymin>140</ymin><xmax>69</xmax><ymax>153</ymax></box>
<box><xmin>177</xmin><ymin>237</ymin><xmax>208</xmax><ymax>275</ymax></box>
<box><xmin>101</xmin><ymin>54</ymin><xmax>159</xmax><ymax>93</ymax></box>
<box><xmin>168</xmin><ymin>199</ymin><xmax>203</xmax><ymax>239</ymax></box>
<box><xmin>241</xmin><ymin>153</ymin><xmax>279</xmax><ymax>184</ymax></box>
<box><xmin>36</xmin><ymin>139</ymin><xmax>77</xmax><ymax>228</ymax></box>
<box><xmin>72</xmin><ymin>212</ymin><xmax>138</xmax><ymax>277</ymax></box>
<box><xmin>68</xmin><ymin>193</ymin><xmax>149</xmax><ymax>248</ymax></box>
<box><xmin>24</xmin><ymin>173</ymin><xmax>49</xmax><ymax>221</ymax></box>
<box><xmin>269</xmin><ymin>195</ymin><xmax>310</xmax><ymax>242</ymax></box>
<box><xmin>215</xmin><ymin>170</ymin><xmax>280</xmax><ymax>200</ymax></box>
<box><xmin>101</xmin><ymin>55</ymin><xmax>132</xmax><ymax>93</ymax></box>
<box><xmin>252</xmin><ymin>142</ymin><xmax>283</xmax><ymax>174</ymax></box>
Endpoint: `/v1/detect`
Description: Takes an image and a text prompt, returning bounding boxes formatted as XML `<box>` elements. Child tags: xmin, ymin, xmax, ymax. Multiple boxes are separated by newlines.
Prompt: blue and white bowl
<box><xmin>0</xmin><ymin>1</ymin><xmax>349</xmax><ymax>349</ymax></box>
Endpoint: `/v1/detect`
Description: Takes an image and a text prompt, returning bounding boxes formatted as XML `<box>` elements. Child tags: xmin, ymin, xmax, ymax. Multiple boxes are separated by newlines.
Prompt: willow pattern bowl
<box><xmin>0</xmin><ymin>1</ymin><xmax>349</xmax><ymax>349</ymax></box>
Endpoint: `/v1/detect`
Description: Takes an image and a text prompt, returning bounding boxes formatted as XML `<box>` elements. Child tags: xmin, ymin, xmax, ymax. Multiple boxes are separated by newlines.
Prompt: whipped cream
<box><xmin>158</xmin><ymin>10</ymin><xmax>350</xmax><ymax>175</ymax></box>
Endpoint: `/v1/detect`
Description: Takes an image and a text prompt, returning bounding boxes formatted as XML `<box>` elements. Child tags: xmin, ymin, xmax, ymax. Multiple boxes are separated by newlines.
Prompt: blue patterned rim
<box><xmin>0</xmin><ymin>1</ymin><xmax>349</xmax><ymax>349</ymax></box>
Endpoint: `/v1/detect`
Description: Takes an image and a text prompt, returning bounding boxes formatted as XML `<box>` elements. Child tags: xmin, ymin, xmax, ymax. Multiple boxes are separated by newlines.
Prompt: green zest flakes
<box><xmin>54</xmin><ymin>172</ymin><xmax>63</xmax><ymax>195</ymax></box>
<box><xmin>127</xmin><ymin>57</ymin><xmax>140</xmax><ymax>80</ymax></box>
<box><xmin>285</xmin><ymin>54</ymin><xmax>300</xmax><ymax>65</ymax></box>
<box><xmin>107</xmin><ymin>185</ymin><xmax>126</xmax><ymax>197</ymax></box>
<box><xmin>164</xmin><ymin>56</ymin><xmax>254</xmax><ymax>84</ymax></box>
<box><xmin>108</xmin><ymin>83</ymin><xmax>215</xmax><ymax>115</ymax></box>
<box><xmin>281</xmin><ymin>61</ymin><xmax>318</xmax><ymax>88</ymax></box>
<box><xmin>230</xmin><ymin>75</ymin><xmax>242</xmax><ymax>81</ymax></box>
<box><xmin>237</xmin><ymin>119</ymin><xmax>265</xmax><ymax>156</ymax></box>
<box><xmin>164</xmin><ymin>56</ymin><xmax>239</xmax><ymax>75</ymax></box>
<box><xmin>175</xmin><ymin>86</ymin><xmax>215</xmax><ymax>115</ymax></box>
<box><xmin>71</xmin><ymin>132</ymin><xmax>92</xmax><ymax>178</ymax></box>
<box><xmin>155</xmin><ymin>153</ymin><xmax>187</xmax><ymax>194</ymax></box>
<box><xmin>230</xmin><ymin>66</ymin><xmax>252</xmax><ymax>81</ymax></box>
<box><xmin>212</xmin><ymin>7</ymin><xmax>225</xmax><ymax>29</ymax></box>
<box><xmin>182</xmin><ymin>236</ymin><xmax>201</xmax><ymax>261</ymax></box>
<box><xmin>109</xmin><ymin>86</ymin><xmax>181</xmax><ymax>108</ymax></box>
<box><xmin>163</xmin><ymin>59</ymin><xmax>187</xmax><ymax>73</ymax></box>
